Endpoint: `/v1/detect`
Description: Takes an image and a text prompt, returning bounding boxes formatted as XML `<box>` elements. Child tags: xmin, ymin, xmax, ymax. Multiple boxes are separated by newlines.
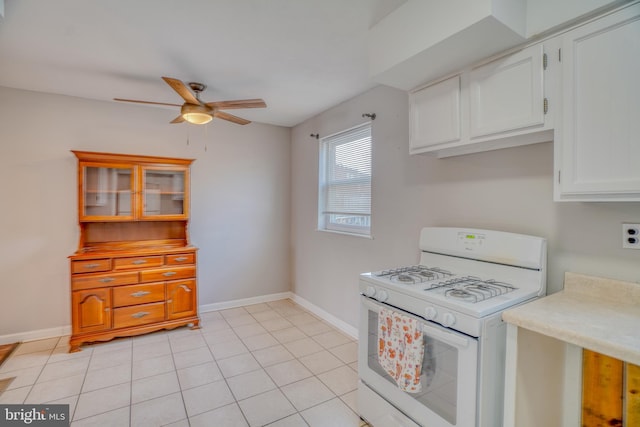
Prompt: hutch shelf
<box><xmin>68</xmin><ymin>151</ymin><xmax>199</xmax><ymax>352</ymax></box>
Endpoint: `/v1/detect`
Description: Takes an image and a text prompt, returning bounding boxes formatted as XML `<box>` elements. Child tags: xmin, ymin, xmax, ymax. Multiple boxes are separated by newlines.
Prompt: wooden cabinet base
<box><xmin>581</xmin><ymin>349</ymin><xmax>640</xmax><ymax>427</ymax></box>
<box><xmin>69</xmin><ymin>316</ymin><xmax>200</xmax><ymax>352</ymax></box>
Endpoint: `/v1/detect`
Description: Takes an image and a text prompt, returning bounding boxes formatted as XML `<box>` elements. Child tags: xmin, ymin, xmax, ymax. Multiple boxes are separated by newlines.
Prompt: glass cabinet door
<box><xmin>81</xmin><ymin>165</ymin><xmax>135</xmax><ymax>220</ymax></box>
<box><xmin>141</xmin><ymin>167</ymin><xmax>188</xmax><ymax>218</ymax></box>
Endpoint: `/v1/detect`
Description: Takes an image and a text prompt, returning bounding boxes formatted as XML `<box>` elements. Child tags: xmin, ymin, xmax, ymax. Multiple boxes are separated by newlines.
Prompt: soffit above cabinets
<box><xmin>369</xmin><ymin>0</ymin><xmax>625</xmax><ymax>91</ymax></box>
<box><xmin>369</xmin><ymin>0</ymin><xmax>527</xmax><ymax>91</ymax></box>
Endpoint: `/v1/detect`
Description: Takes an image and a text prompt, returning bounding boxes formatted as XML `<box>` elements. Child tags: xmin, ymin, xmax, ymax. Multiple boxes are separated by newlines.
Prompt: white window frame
<box><xmin>318</xmin><ymin>122</ymin><xmax>372</xmax><ymax>237</ymax></box>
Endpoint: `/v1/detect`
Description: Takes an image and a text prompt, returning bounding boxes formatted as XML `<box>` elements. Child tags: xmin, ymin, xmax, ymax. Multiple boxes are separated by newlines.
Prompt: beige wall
<box><xmin>291</xmin><ymin>84</ymin><xmax>640</xmax><ymax>329</ymax></box>
<box><xmin>0</xmin><ymin>86</ymin><xmax>291</xmax><ymax>340</ymax></box>
<box><xmin>2</xmin><ymin>82</ymin><xmax>639</xmax><ymax>343</ymax></box>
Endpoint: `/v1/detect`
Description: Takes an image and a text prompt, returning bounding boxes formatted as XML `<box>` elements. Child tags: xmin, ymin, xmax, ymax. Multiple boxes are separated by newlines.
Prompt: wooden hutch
<box><xmin>68</xmin><ymin>151</ymin><xmax>199</xmax><ymax>352</ymax></box>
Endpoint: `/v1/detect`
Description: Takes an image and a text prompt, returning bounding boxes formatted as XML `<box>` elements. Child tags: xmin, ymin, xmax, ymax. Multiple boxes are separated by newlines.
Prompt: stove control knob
<box><xmin>442</xmin><ymin>312</ymin><xmax>456</xmax><ymax>327</ymax></box>
<box><xmin>377</xmin><ymin>290</ymin><xmax>389</xmax><ymax>302</ymax></box>
<box><xmin>364</xmin><ymin>286</ymin><xmax>376</xmax><ymax>298</ymax></box>
<box><xmin>424</xmin><ymin>306</ymin><xmax>438</xmax><ymax>320</ymax></box>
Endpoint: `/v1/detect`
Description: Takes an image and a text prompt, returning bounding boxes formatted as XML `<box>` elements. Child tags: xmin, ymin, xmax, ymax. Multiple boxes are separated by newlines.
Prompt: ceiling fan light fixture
<box><xmin>181</xmin><ymin>104</ymin><xmax>213</xmax><ymax>125</ymax></box>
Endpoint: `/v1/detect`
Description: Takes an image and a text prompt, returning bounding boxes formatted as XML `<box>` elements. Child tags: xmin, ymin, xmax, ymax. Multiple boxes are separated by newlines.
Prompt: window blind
<box><xmin>318</xmin><ymin>123</ymin><xmax>372</xmax><ymax>236</ymax></box>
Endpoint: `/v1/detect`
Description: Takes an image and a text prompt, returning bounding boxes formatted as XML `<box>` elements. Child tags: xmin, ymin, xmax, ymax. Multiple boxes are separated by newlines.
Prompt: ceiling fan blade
<box><xmin>214</xmin><ymin>111</ymin><xmax>251</xmax><ymax>125</ymax></box>
<box><xmin>206</xmin><ymin>99</ymin><xmax>267</xmax><ymax>110</ymax></box>
<box><xmin>170</xmin><ymin>115</ymin><xmax>185</xmax><ymax>124</ymax></box>
<box><xmin>162</xmin><ymin>77</ymin><xmax>200</xmax><ymax>105</ymax></box>
<box><xmin>114</xmin><ymin>98</ymin><xmax>181</xmax><ymax>107</ymax></box>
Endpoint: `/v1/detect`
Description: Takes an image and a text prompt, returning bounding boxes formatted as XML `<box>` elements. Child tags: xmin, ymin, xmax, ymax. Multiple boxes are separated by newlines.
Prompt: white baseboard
<box><xmin>198</xmin><ymin>291</ymin><xmax>358</xmax><ymax>339</ymax></box>
<box><xmin>290</xmin><ymin>294</ymin><xmax>358</xmax><ymax>340</ymax></box>
<box><xmin>199</xmin><ymin>291</ymin><xmax>294</xmax><ymax>313</ymax></box>
<box><xmin>0</xmin><ymin>325</ymin><xmax>71</xmax><ymax>346</ymax></box>
<box><xmin>0</xmin><ymin>291</ymin><xmax>358</xmax><ymax>345</ymax></box>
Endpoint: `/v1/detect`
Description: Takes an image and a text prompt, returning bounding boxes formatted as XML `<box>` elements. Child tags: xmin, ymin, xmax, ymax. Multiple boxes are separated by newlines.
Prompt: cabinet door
<box><xmin>166</xmin><ymin>279</ymin><xmax>197</xmax><ymax>320</ymax></box>
<box><xmin>140</xmin><ymin>166</ymin><xmax>189</xmax><ymax>219</ymax></box>
<box><xmin>469</xmin><ymin>44</ymin><xmax>545</xmax><ymax>138</ymax></box>
<box><xmin>409</xmin><ymin>75</ymin><xmax>461</xmax><ymax>152</ymax></box>
<box><xmin>79</xmin><ymin>163</ymin><xmax>135</xmax><ymax>221</ymax></box>
<box><xmin>557</xmin><ymin>6</ymin><xmax>640</xmax><ymax>200</ymax></box>
<box><xmin>72</xmin><ymin>288</ymin><xmax>111</xmax><ymax>333</ymax></box>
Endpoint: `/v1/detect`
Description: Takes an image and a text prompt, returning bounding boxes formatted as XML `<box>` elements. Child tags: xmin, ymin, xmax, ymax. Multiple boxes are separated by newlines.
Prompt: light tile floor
<box><xmin>0</xmin><ymin>299</ymin><xmax>370</xmax><ymax>427</ymax></box>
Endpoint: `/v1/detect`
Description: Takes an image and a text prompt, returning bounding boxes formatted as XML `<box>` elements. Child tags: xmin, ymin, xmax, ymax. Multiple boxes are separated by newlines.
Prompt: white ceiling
<box><xmin>0</xmin><ymin>0</ymin><xmax>406</xmax><ymax>127</ymax></box>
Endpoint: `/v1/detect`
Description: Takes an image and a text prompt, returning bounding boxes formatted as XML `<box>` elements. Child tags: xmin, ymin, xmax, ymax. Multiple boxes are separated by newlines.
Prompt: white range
<box><xmin>358</xmin><ymin>227</ymin><xmax>547</xmax><ymax>427</ymax></box>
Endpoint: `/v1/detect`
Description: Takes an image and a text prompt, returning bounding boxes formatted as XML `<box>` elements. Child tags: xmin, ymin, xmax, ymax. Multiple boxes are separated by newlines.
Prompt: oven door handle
<box><xmin>361</xmin><ymin>295</ymin><xmax>472</xmax><ymax>349</ymax></box>
<box><xmin>419</xmin><ymin>318</ymin><xmax>470</xmax><ymax>348</ymax></box>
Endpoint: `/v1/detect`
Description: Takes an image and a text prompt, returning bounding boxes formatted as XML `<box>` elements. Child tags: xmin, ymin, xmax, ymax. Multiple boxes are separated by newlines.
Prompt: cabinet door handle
<box><xmin>99</xmin><ymin>277</ymin><xmax>115</xmax><ymax>283</ymax></box>
<box><xmin>84</xmin><ymin>263</ymin><xmax>101</xmax><ymax>269</ymax></box>
<box><xmin>132</xmin><ymin>260</ymin><xmax>147</xmax><ymax>265</ymax></box>
<box><xmin>174</xmin><ymin>257</ymin><xmax>188</xmax><ymax>262</ymax></box>
<box><xmin>131</xmin><ymin>291</ymin><xmax>151</xmax><ymax>298</ymax></box>
<box><xmin>104</xmin><ymin>307</ymin><xmax>110</xmax><ymax>312</ymax></box>
<box><xmin>163</xmin><ymin>272</ymin><xmax>177</xmax><ymax>277</ymax></box>
<box><xmin>131</xmin><ymin>311</ymin><xmax>150</xmax><ymax>319</ymax></box>
<box><xmin>179</xmin><ymin>285</ymin><xmax>191</xmax><ymax>292</ymax></box>
<box><xmin>167</xmin><ymin>299</ymin><xmax>173</xmax><ymax>303</ymax></box>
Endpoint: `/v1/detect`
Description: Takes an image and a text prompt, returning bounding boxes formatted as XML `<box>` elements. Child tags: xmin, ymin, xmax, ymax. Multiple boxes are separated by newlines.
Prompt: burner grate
<box><xmin>425</xmin><ymin>277</ymin><xmax>516</xmax><ymax>303</ymax></box>
<box><xmin>375</xmin><ymin>265</ymin><xmax>453</xmax><ymax>284</ymax></box>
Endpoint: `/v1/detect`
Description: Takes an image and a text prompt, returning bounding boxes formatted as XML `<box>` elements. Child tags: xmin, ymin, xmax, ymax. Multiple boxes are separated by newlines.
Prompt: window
<box><xmin>318</xmin><ymin>123</ymin><xmax>372</xmax><ymax>236</ymax></box>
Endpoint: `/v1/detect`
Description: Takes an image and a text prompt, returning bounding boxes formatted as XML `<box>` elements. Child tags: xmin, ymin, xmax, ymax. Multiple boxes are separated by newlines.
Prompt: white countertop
<box><xmin>502</xmin><ymin>272</ymin><xmax>640</xmax><ymax>365</ymax></box>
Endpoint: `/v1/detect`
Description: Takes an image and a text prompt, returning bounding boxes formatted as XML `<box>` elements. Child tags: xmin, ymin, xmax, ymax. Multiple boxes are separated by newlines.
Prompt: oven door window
<box><xmin>367</xmin><ymin>309</ymin><xmax>458</xmax><ymax>424</ymax></box>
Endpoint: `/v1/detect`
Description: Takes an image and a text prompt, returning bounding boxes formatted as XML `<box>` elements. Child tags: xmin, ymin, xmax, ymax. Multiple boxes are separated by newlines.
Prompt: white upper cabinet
<box><xmin>555</xmin><ymin>4</ymin><xmax>640</xmax><ymax>201</ymax></box>
<box><xmin>409</xmin><ymin>42</ymin><xmax>554</xmax><ymax>158</ymax></box>
<box><xmin>469</xmin><ymin>44</ymin><xmax>545</xmax><ymax>138</ymax></box>
<box><xmin>409</xmin><ymin>75</ymin><xmax>461</xmax><ymax>152</ymax></box>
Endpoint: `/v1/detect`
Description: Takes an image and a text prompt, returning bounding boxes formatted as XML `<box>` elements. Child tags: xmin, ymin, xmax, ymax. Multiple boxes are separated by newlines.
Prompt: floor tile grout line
<box><xmin>20</xmin><ymin>337</ymin><xmax>81</xmax><ymax>407</ymax></box>
<box><xmin>7</xmin><ymin>299</ymin><xmax>360</xmax><ymax>426</ymax></box>
<box><xmin>68</xmin><ymin>340</ymin><xmax>132</xmax><ymax>424</ymax></box>
<box><xmin>228</xmin><ymin>338</ymin><xmax>359</xmax><ymax>426</ymax></box>
<box><xmin>201</xmin><ymin>302</ymin><xmax>355</xmax><ymax>425</ymax></box>
<box><xmin>129</xmin><ymin>338</ymin><xmax>134</xmax><ymax>427</ymax></box>
<box><xmin>168</xmin><ymin>329</ymin><xmax>193</xmax><ymax>426</ymax></box>
<box><xmin>176</xmin><ymin>321</ymin><xmax>253</xmax><ymax>427</ymax></box>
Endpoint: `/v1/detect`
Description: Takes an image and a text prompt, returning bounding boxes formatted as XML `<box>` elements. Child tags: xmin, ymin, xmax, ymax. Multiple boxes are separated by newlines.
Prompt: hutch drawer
<box><xmin>113</xmin><ymin>302</ymin><xmax>165</xmax><ymax>328</ymax></box>
<box><xmin>71</xmin><ymin>259</ymin><xmax>111</xmax><ymax>274</ymax></box>
<box><xmin>140</xmin><ymin>266</ymin><xmax>195</xmax><ymax>283</ymax></box>
<box><xmin>72</xmin><ymin>271</ymin><xmax>139</xmax><ymax>291</ymax></box>
<box><xmin>165</xmin><ymin>253</ymin><xmax>195</xmax><ymax>265</ymax></box>
<box><xmin>113</xmin><ymin>255</ymin><xmax>163</xmax><ymax>270</ymax></box>
<box><xmin>112</xmin><ymin>282</ymin><xmax>165</xmax><ymax>307</ymax></box>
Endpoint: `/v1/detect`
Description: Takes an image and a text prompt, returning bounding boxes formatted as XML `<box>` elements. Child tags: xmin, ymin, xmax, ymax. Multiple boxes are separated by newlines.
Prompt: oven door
<box><xmin>358</xmin><ymin>295</ymin><xmax>478</xmax><ymax>427</ymax></box>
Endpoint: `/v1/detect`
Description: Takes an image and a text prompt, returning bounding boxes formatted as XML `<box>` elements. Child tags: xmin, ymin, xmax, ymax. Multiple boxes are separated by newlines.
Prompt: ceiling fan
<box><xmin>114</xmin><ymin>77</ymin><xmax>266</xmax><ymax>125</ymax></box>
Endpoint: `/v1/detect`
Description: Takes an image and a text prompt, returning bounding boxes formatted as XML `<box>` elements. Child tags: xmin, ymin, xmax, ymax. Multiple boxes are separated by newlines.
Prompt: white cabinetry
<box><xmin>410</xmin><ymin>43</ymin><xmax>554</xmax><ymax>158</ymax></box>
<box><xmin>409</xmin><ymin>75</ymin><xmax>461</xmax><ymax>151</ymax></box>
<box><xmin>469</xmin><ymin>45</ymin><xmax>545</xmax><ymax>138</ymax></box>
<box><xmin>555</xmin><ymin>4</ymin><xmax>640</xmax><ymax>201</ymax></box>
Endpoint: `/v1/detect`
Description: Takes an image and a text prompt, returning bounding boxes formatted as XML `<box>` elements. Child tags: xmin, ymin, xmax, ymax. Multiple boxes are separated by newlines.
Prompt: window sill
<box><xmin>316</xmin><ymin>228</ymin><xmax>374</xmax><ymax>239</ymax></box>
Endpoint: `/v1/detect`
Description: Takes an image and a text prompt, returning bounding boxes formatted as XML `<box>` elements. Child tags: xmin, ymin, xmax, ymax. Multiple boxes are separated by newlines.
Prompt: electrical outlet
<box><xmin>622</xmin><ymin>223</ymin><xmax>640</xmax><ymax>249</ymax></box>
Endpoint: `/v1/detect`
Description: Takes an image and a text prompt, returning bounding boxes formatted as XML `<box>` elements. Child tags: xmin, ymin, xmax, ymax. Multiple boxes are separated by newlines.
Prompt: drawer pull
<box><xmin>131</xmin><ymin>291</ymin><xmax>151</xmax><ymax>298</ymax></box>
<box><xmin>179</xmin><ymin>285</ymin><xmax>192</xmax><ymax>292</ymax></box>
<box><xmin>104</xmin><ymin>308</ymin><xmax>110</xmax><ymax>312</ymax></box>
<box><xmin>99</xmin><ymin>277</ymin><xmax>115</xmax><ymax>283</ymax></box>
<box><xmin>84</xmin><ymin>263</ymin><xmax>101</xmax><ymax>269</ymax></box>
<box><xmin>174</xmin><ymin>257</ymin><xmax>188</xmax><ymax>262</ymax></box>
<box><xmin>131</xmin><ymin>311</ymin><xmax>150</xmax><ymax>319</ymax></box>
<box><xmin>163</xmin><ymin>272</ymin><xmax>177</xmax><ymax>277</ymax></box>
<box><xmin>131</xmin><ymin>260</ymin><xmax>147</xmax><ymax>265</ymax></box>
